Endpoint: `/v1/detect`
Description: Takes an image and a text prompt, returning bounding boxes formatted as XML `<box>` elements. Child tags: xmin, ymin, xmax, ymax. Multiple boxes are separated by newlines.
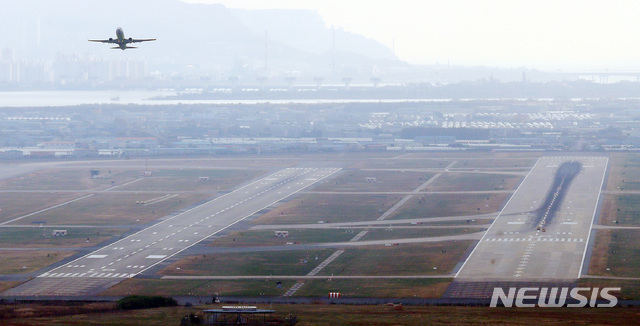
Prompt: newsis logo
<box><xmin>490</xmin><ymin>287</ymin><xmax>621</xmax><ymax>307</ymax></box>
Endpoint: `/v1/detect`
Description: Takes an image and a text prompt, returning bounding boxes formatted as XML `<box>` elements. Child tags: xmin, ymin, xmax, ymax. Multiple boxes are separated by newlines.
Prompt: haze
<box><xmin>188</xmin><ymin>0</ymin><xmax>640</xmax><ymax>70</ymax></box>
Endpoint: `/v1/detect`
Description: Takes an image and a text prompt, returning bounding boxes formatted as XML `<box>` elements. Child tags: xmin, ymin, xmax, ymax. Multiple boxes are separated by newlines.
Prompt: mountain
<box><xmin>231</xmin><ymin>9</ymin><xmax>396</xmax><ymax>60</ymax></box>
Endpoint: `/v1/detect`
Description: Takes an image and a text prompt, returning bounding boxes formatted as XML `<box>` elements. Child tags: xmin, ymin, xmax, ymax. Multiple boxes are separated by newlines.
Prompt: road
<box><xmin>454</xmin><ymin>156</ymin><xmax>608</xmax><ymax>281</ymax></box>
<box><xmin>2</xmin><ymin>167</ymin><xmax>340</xmax><ymax>296</ymax></box>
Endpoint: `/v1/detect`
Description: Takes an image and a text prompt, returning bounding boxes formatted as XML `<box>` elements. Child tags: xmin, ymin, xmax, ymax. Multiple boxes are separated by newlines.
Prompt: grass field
<box><xmin>0</xmin><ymin>250</ymin><xmax>76</xmax><ymax>274</ymax></box>
<box><xmin>253</xmin><ymin>194</ymin><xmax>404</xmax><ymax>225</ymax></box>
<box><xmin>101</xmin><ymin>277</ymin><xmax>453</xmax><ymax>299</ymax></box>
<box><xmin>358</xmin><ymin>227</ymin><xmax>483</xmax><ymax>241</ymax></box>
<box><xmin>159</xmin><ymin>249</ymin><xmax>337</xmax><ymax>276</ymax></box>
<box><xmin>588</xmin><ymin>229</ymin><xmax>612</xmax><ymax>277</ymax></box>
<box><xmin>587</xmin><ymin>229</ymin><xmax>640</xmax><ymax>278</ymax></box>
<box><xmin>389</xmin><ymin>193</ymin><xmax>508</xmax><ymax>220</ymax></box>
<box><xmin>605</xmin><ymin>152</ymin><xmax>640</xmax><ymax>191</ymax></box>
<box><xmin>0</xmin><ymin>192</ymin><xmax>84</xmax><ymax>223</ymax></box>
<box><xmin>598</xmin><ymin>195</ymin><xmax>618</xmax><ymax>225</ymax></box>
<box><xmin>12</xmin><ymin>193</ymin><xmax>211</xmax><ymax>225</ymax></box>
<box><xmin>0</xmin><ymin>168</ymin><xmax>125</xmax><ymax>191</ymax></box>
<box><xmin>114</xmin><ymin>169</ymin><xmax>264</xmax><ymax>192</ymax></box>
<box><xmin>317</xmin><ymin>241</ymin><xmax>473</xmax><ymax>276</ymax></box>
<box><xmin>312</xmin><ymin>169</ymin><xmax>434</xmax><ymax>192</ymax></box>
<box><xmin>425</xmin><ymin>172</ymin><xmax>521</xmax><ymax>192</ymax></box>
<box><xmin>297</xmin><ymin>278</ymin><xmax>452</xmax><ymax>298</ymax></box>
<box><xmin>102</xmin><ymin>279</ymin><xmax>296</xmax><ymax>297</ymax></box>
<box><xmin>451</xmin><ymin>157</ymin><xmax>538</xmax><ymax>169</ymax></box>
<box><xmin>349</xmin><ymin>159</ymin><xmax>453</xmax><ymax>169</ymax></box>
<box><xmin>599</xmin><ymin>194</ymin><xmax>640</xmax><ymax>226</ymax></box>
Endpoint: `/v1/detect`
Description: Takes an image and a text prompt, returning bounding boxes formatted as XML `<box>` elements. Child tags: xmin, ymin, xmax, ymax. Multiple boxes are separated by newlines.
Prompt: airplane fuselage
<box><xmin>114</xmin><ymin>28</ymin><xmax>129</xmax><ymax>50</ymax></box>
<box><xmin>89</xmin><ymin>27</ymin><xmax>154</xmax><ymax>50</ymax></box>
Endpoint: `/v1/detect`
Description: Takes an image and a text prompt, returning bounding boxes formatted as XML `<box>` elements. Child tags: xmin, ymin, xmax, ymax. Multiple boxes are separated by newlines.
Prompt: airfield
<box><xmin>0</xmin><ymin>152</ymin><xmax>638</xmax><ymax>301</ymax></box>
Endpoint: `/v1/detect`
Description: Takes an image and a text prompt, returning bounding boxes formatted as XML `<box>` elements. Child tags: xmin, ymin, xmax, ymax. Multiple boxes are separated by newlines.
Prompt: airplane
<box><xmin>89</xmin><ymin>27</ymin><xmax>155</xmax><ymax>50</ymax></box>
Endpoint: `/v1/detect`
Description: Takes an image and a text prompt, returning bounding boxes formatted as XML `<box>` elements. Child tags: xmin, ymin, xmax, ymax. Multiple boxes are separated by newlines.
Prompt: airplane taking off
<box><xmin>89</xmin><ymin>27</ymin><xmax>155</xmax><ymax>50</ymax></box>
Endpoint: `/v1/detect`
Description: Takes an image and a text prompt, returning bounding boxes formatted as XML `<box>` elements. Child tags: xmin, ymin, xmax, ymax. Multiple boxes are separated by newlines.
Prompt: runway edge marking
<box><xmin>578</xmin><ymin>157</ymin><xmax>609</xmax><ymax>278</ymax></box>
<box><xmin>453</xmin><ymin>157</ymin><xmax>543</xmax><ymax>278</ymax></box>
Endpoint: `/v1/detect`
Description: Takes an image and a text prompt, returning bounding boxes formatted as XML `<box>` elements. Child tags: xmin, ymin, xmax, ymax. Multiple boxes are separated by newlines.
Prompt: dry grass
<box><xmin>0</xmin><ymin>281</ymin><xmax>25</xmax><ymax>293</ymax></box>
<box><xmin>102</xmin><ymin>279</ymin><xmax>296</xmax><ymax>297</ymax></box>
<box><xmin>604</xmin><ymin>194</ymin><xmax>640</xmax><ymax>226</ymax></box>
<box><xmin>451</xmin><ymin>157</ymin><xmax>538</xmax><ymax>169</ymax></box>
<box><xmin>588</xmin><ymin>229</ymin><xmax>640</xmax><ymax>278</ymax></box>
<box><xmin>0</xmin><ymin>227</ymin><xmax>122</xmax><ymax>248</ymax></box>
<box><xmin>0</xmin><ymin>168</ymin><xmax>108</xmax><ymax>191</ymax></box>
<box><xmin>0</xmin><ymin>192</ymin><xmax>84</xmax><ymax>223</ymax></box>
<box><xmin>348</xmin><ymin>158</ymin><xmax>453</xmax><ymax>169</ymax></box>
<box><xmin>0</xmin><ymin>250</ymin><xmax>76</xmax><ymax>274</ymax></box>
<box><xmin>587</xmin><ymin>229</ymin><xmax>612</xmax><ymax>276</ymax></box>
<box><xmin>210</xmin><ymin>229</ymin><xmax>355</xmax><ymax>247</ymax></box>
<box><xmin>159</xmin><ymin>249</ymin><xmax>336</xmax><ymax>277</ymax></box>
<box><xmin>604</xmin><ymin>152</ymin><xmax>640</xmax><ymax>191</ymax></box>
<box><xmin>598</xmin><ymin>195</ymin><xmax>618</xmax><ymax>225</ymax></box>
<box><xmin>13</xmin><ymin>193</ymin><xmax>211</xmax><ymax>225</ymax></box>
<box><xmin>297</xmin><ymin>278</ymin><xmax>452</xmax><ymax>298</ymax></box>
<box><xmin>426</xmin><ymin>172</ymin><xmax>521</xmax><ymax>191</ymax></box>
<box><xmin>253</xmin><ymin>194</ymin><xmax>404</xmax><ymax>225</ymax></box>
<box><xmin>318</xmin><ymin>241</ymin><xmax>473</xmax><ymax>276</ymax></box>
<box><xmin>389</xmin><ymin>193</ymin><xmax>508</xmax><ymax>220</ymax></box>
<box><xmin>313</xmin><ymin>169</ymin><xmax>434</xmax><ymax>192</ymax></box>
<box><xmin>114</xmin><ymin>169</ymin><xmax>265</xmax><ymax>192</ymax></box>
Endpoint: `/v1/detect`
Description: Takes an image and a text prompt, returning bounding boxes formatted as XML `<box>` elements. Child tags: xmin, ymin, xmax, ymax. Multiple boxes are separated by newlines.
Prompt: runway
<box><xmin>454</xmin><ymin>156</ymin><xmax>608</xmax><ymax>281</ymax></box>
<box><xmin>2</xmin><ymin>167</ymin><xmax>340</xmax><ymax>296</ymax></box>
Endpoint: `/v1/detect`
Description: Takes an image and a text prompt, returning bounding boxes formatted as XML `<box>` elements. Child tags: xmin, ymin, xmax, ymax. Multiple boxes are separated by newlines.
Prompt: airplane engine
<box><xmin>109</xmin><ymin>38</ymin><xmax>113</xmax><ymax>41</ymax></box>
<box><xmin>129</xmin><ymin>37</ymin><xmax>133</xmax><ymax>41</ymax></box>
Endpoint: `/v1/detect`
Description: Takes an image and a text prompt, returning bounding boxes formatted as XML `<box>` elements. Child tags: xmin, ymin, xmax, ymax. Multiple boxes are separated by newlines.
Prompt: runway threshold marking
<box><xmin>453</xmin><ymin>158</ymin><xmax>543</xmax><ymax>278</ymax></box>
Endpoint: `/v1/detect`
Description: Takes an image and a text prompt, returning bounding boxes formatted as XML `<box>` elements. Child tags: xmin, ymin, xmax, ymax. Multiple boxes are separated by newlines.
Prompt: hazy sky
<box><xmin>183</xmin><ymin>0</ymin><xmax>640</xmax><ymax>71</ymax></box>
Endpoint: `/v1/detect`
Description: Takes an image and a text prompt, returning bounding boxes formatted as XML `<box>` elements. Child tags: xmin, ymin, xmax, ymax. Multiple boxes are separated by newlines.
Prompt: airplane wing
<box><xmin>88</xmin><ymin>39</ymin><xmax>118</xmax><ymax>44</ymax></box>
<box><xmin>127</xmin><ymin>38</ymin><xmax>156</xmax><ymax>44</ymax></box>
